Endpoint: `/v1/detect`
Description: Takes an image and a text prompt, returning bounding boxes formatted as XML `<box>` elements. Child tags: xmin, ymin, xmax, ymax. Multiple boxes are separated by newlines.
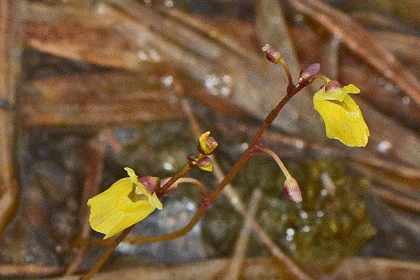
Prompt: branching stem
<box><xmin>82</xmin><ymin>62</ymin><xmax>315</xmax><ymax>279</ymax></box>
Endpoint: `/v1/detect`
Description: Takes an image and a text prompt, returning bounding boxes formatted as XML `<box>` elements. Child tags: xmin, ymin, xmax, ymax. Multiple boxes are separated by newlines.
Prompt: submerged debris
<box><xmin>258</xmin><ymin>159</ymin><xmax>376</xmax><ymax>271</ymax></box>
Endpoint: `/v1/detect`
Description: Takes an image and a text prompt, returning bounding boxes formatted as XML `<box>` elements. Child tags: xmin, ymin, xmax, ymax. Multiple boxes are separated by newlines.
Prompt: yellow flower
<box><xmin>313</xmin><ymin>82</ymin><xmax>370</xmax><ymax>147</ymax></box>
<box><xmin>87</xmin><ymin>167</ymin><xmax>162</xmax><ymax>239</ymax></box>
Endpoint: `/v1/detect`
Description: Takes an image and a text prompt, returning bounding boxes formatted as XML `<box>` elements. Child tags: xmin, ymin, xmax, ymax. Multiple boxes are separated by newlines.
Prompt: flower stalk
<box><xmin>83</xmin><ymin>44</ymin><xmax>370</xmax><ymax>279</ymax></box>
<box><xmin>257</xmin><ymin>146</ymin><xmax>302</xmax><ymax>203</ymax></box>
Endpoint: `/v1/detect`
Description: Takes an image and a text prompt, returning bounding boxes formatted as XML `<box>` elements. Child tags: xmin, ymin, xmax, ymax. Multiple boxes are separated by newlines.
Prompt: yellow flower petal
<box><xmin>87</xmin><ymin>168</ymin><xmax>164</xmax><ymax>239</ymax></box>
<box><xmin>314</xmin><ymin>84</ymin><xmax>369</xmax><ymax>147</ymax></box>
<box><xmin>147</xmin><ymin>194</ymin><xmax>163</xmax><ymax>210</ymax></box>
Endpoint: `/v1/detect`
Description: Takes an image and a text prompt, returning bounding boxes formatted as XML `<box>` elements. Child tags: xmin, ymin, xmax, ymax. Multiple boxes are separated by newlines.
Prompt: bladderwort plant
<box><xmin>81</xmin><ymin>44</ymin><xmax>370</xmax><ymax>279</ymax></box>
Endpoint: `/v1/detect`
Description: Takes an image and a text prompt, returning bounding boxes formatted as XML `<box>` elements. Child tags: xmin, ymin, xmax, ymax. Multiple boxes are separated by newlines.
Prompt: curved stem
<box><xmin>81</xmin><ymin>225</ymin><xmax>135</xmax><ymax>280</ymax></box>
<box><xmin>175</xmin><ymin>177</ymin><xmax>208</xmax><ymax>196</ymax></box>
<box><xmin>258</xmin><ymin>146</ymin><xmax>293</xmax><ymax>180</ymax></box>
<box><xmin>157</xmin><ymin>164</ymin><xmax>191</xmax><ymax>196</ymax></box>
<box><xmin>280</xmin><ymin>58</ymin><xmax>294</xmax><ymax>91</ymax></box>
<box><xmin>126</xmin><ymin>204</ymin><xmax>207</xmax><ymax>244</ymax></box>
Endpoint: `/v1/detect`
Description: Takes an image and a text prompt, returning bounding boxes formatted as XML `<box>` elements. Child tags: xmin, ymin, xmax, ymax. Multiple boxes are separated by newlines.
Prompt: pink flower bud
<box><xmin>262</xmin><ymin>44</ymin><xmax>283</xmax><ymax>64</ymax></box>
<box><xmin>299</xmin><ymin>63</ymin><xmax>320</xmax><ymax>83</ymax></box>
<box><xmin>284</xmin><ymin>178</ymin><xmax>302</xmax><ymax>203</ymax></box>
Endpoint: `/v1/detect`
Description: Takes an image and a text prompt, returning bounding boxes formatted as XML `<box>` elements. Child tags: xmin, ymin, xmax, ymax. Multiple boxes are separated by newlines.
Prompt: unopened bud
<box><xmin>198</xmin><ymin>131</ymin><xmax>218</xmax><ymax>155</ymax></box>
<box><xmin>262</xmin><ymin>44</ymin><xmax>283</xmax><ymax>64</ymax></box>
<box><xmin>298</xmin><ymin>63</ymin><xmax>320</xmax><ymax>84</ymax></box>
<box><xmin>196</xmin><ymin>156</ymin><xmax>213</xmax><ymax>172</ymax></box>
<box><xmin>284</xmin><ymin>178</ymin><xmax>302</xmax><ymax>203</ymax></box>
<box><xmin>187</xmin><ymin>154</ymin><xmax>213</xmax><ymax>172</ymax></box>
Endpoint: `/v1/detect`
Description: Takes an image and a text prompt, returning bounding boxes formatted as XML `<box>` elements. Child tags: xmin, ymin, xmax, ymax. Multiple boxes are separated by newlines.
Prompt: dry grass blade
<box><xmin>25</xmin><ymin>11</ymin><xmax>156</xmax><ymax>70</ymax></box>
<box><xmin>20</xmin><ymin>72</ymin><xmax>184</xmax><ymax>126</ymax></box>
<box><xmin>53</xmin><ymin>258</ymin><xmax>284</xmax><ymax>280</ymax></box>
<box><xmin>224</xmin><ymin>188</ymin><xmax>262</xmax><ymax>280</ymax></box>
<box><xmin>372</xmin><ymin>31</ymin><xmax>420</xmax><ymax>65</ymax></box>
<box><xmin>327</xmin><ymin>258</ymin><xmax>420</xmax><ymax>280</ymax></box>
<box><xmin>0</xmin><ymin>264</ymin><xmax>62</xmax><ymax>277</ymax></box>
<box><xmin>64</xmin><ymin>136</ymin><xmax>106</xmax><ymax>275</ymax></box>
<box><xmin>0</xmin><ymin>0</ymin><xmax>21</xmax><ymax>234</ymax></box>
